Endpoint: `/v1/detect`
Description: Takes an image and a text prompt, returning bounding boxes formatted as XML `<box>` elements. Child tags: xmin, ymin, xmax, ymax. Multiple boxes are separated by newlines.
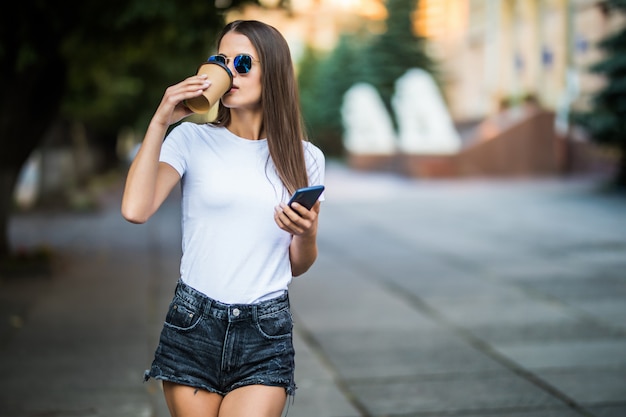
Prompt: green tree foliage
<box><xmin>298</xmin><ymin>35</ymin><xmax>368</xmax><ymax>157</ymax></box>
<box><xmin>571</xmin><ymin>0</ymin><xmax>626</xmax><ymax>187</ymax></box>
<box><xmin>0</xmin><ymin>0</ymin><xmax>256</xmax><ymax>258</ymax></box>
<box><xmin>60</xmin><ymin>0</ymin><xmax>245</xmax><ymax>136</ymax></box>
<box><xmin>365</xmin><ymin>0</ymin><xmax>438</xmax><ymax>129</ymax></box>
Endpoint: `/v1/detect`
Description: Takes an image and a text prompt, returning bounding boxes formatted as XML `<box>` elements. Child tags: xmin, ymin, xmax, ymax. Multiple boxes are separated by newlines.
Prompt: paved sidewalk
<box><xmin>1</xmin><ymin>162</ymin><xmax>625</xmax><ymax>417</ymax></box>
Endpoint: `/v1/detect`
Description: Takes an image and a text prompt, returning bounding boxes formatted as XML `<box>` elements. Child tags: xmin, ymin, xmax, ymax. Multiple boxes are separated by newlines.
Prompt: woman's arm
<box><xmin>121</xmin><ymin>74</ymin><xmax>211</xmax><ymax>223</ymax></box>
<box><xmin>274</xmin><ymin>200</ymin><xmax>321</xmax><ymax>276</ymax></box>
<box><xmin>121</xmin><ymin>126</ymin><xmax>180</xmax><ymax>224</ymax></box>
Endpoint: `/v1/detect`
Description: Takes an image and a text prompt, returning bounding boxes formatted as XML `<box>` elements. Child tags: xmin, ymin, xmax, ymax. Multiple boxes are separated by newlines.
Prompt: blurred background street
<box><xmin>1</xmin><ymin>161</ymin><xmax>625</xmax><ymax>417</ymax></box>
<box><xmin>2</xmin><ymin>0</ymin><xmax>626</xmax><ymax>416</ymax></box>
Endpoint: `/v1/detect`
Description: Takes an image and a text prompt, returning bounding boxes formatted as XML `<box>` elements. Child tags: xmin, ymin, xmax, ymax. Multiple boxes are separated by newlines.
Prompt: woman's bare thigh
<box><xmin>163</xmin><ymin>381</ymin><xmax>223</xmax><ymax>417</ymax></box>
<box><xmin>218</xmin><ymin>385</ymin><xmax>287</xmax><ymax>417</ymax></box>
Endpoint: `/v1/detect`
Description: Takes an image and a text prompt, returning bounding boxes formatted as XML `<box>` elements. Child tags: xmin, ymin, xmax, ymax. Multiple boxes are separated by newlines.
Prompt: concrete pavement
<box><xmin>1</xmin><ymin>161</ymin><xmax>625</xmax><ymax>417</ymax></box>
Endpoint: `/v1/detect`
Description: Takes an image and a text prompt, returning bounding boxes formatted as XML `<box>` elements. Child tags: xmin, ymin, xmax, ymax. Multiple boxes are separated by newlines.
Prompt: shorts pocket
<box><xmin>256</xmin><ymin>308</ymin><xmax>293</xmax><ymax>340</ymax></box>
<box><xmin>163</xmin><ymin>299</ymin><xmax>201</xmax><ymax>331</ymax></box>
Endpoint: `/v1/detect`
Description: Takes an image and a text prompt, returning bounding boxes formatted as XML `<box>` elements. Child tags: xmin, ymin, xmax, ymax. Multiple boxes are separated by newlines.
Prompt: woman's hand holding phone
<box><xmin>274</xmin><ymin>185</ymin><xmax>324</xmax><ymax>236</ymax></box>
<box><xmin>287</xmin><ymin>185</ymin><xmax>324</xmax><ymax>211</ymax></box>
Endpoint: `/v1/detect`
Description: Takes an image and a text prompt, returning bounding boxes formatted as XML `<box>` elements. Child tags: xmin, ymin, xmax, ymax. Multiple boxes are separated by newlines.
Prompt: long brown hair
<box><xmin>212</xmin><ymin>20</ymin><xmax>309</xmax><ymax>195</ymax></box>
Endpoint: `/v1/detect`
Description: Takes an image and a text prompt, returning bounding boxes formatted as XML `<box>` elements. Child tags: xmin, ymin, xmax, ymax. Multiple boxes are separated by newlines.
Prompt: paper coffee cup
<box><xmin>185</xmin><ymin>61</ymin><xmax>233</xmax><ymax>114</ymax></box>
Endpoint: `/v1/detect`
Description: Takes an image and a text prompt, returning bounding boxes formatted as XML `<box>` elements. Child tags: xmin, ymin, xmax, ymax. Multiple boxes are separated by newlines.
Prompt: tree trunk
<box><xmin>0</xmin><ymin>170</ymin><xmax>19</xmax><ymax>258</ymax></box>
<box><xmin>0</xmin><ymin>62</ymin><xmax>65</xmax><ymax>259</ymax></box>
<box><xmin>615</xmin><ymin>141</ymin><xmax>626</xmax><ymax>188</ymax></box>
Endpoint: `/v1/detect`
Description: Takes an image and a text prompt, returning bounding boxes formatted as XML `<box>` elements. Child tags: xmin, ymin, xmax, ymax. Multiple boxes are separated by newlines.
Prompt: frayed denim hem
<box><xmin>143</xmin><ymin>369</ymin><xmax>226</xmax><ymax>396</ymax></box>
<box><xmin>229</xmin><ymin>378</ymin><xmax>297</xmax><ymax>397</ymax></box>
<box><xmin>144</xmin><ymin>369</ymin><xmax>296</xmax><ymax>397</ymax></box>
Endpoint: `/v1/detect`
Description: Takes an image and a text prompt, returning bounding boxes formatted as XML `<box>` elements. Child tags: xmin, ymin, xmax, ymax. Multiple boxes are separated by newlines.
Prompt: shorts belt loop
<box><xmin>252</xmin><ymin>304</ymin><xmax>258</xmax><ymax>322</ymax></box>
<box><xmin>204</xmin><ymin>297</ymin><xmax>213</xmax><ymax>317</ymax></box>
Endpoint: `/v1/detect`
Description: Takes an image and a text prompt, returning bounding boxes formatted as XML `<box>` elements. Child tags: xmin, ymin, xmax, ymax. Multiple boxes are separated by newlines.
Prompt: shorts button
<box><xmin>232</xmin><ymin>308</ymin><xmax>240</xmax><ymax>317</ymax></box>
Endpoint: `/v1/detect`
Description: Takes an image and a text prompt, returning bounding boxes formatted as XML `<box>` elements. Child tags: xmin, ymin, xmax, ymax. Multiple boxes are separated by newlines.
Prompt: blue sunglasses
<box><xmin>208</xmin><ymin>54</ymin><xmax>259</xmax><ymax>74</ymax></box>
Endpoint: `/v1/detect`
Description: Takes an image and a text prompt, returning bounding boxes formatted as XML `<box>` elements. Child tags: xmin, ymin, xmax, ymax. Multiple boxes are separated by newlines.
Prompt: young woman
<box><xmin>121</xmin><ymin>20</ymin><xmax>325</xmax><ymax>417</ymax></box>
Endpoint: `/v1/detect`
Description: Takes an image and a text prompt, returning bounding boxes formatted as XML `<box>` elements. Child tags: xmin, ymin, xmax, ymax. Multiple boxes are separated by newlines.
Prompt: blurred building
<box><xmin>231</xmin><ymin>0</ymin><xmax>621</xmax><ymax>178</ymax></box>
<box><xmin>231</xmin><ymin>0</ymin><xmax>618</xmax><ymax>124</ymax></box>
<box><xmin>415</xmin><ymin>0</ymin><xmax>620</xmax><ymax>124</ymax></box>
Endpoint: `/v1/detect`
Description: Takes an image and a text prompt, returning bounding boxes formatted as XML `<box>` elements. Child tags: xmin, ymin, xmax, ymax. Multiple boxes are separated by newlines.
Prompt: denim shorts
<box><xmin>144</xmin><ymin>279</ymin><xmax>296</xmax><ymax>397</ymax></box>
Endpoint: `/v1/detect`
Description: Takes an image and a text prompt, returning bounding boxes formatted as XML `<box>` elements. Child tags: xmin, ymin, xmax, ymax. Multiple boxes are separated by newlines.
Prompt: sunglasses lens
<box><xmin>234</xmin><ymin>55</ymin><xmax>253</xmax><ymax>74</ymax></box>
<box><xmin>208</xmin><ymin>55</ymin><xmax>226</xmax><ymax>64</ymax></box>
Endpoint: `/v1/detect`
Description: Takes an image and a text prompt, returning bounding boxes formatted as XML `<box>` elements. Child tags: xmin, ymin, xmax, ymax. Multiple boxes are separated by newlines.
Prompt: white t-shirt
<box><xmin>160</xmin><ymin>122</ymin><xmax>325</xmax><ymax>304</ymax></box>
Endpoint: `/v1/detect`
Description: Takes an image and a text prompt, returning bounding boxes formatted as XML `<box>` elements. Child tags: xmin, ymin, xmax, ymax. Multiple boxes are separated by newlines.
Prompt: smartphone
<box><xmin>288</xmin><ymin>185</ymin><xmax>325</xmax><ymax>210</ymax></box>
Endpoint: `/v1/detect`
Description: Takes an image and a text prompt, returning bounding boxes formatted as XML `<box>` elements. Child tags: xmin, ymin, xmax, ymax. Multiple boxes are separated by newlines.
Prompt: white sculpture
<box><xmin>341</xmin><ymin>83</ymin><xmax>397</xmax><ymax>155</ymax></box>
<box><xmin>14</xmin><ymin>151</ymin><xmax>41</xmax><ymax>209</ymax></box>
<box><xmin>392</xmin><ymin>68</ymin><xmax>461</xmax><ymax>154</ymax></box>
<box><xmin>341</xmin><ymin>69</ymin><xmax>461</xmax><ymax>156</ymax></box>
